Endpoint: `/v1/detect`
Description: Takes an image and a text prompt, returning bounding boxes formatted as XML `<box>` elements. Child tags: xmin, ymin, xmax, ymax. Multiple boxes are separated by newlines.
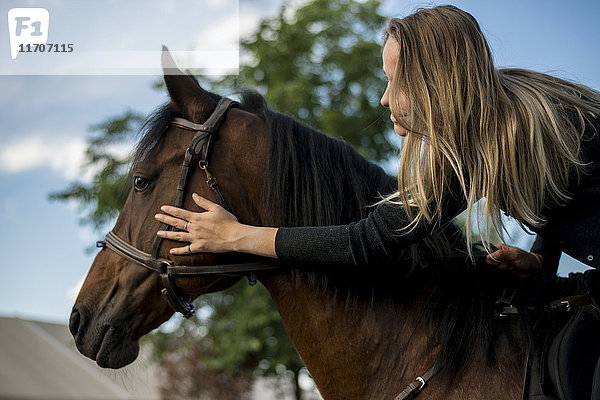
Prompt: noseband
<box><xmin>96</xmin><ymin>98</ymin><xmax>283</xmax><ymax>318</ymax></box>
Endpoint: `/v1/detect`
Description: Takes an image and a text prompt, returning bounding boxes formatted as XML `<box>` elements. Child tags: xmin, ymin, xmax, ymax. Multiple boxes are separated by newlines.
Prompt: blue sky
<box><xmin>1</xmin><ymin>0</ymin><xmax>599</xmax><ymax>323</ymax></box>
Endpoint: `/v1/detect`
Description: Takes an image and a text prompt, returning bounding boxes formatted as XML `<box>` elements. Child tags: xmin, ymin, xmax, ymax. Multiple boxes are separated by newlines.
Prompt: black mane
<box><xmin>240</xmin><ymin>90</ymin><xmax>533</xmax><ymax>382</ymax></box>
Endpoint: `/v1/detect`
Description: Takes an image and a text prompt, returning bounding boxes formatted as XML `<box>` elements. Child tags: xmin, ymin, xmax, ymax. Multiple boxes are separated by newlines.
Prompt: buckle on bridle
<box><xmin>559</xmin><ymin>300</ymin><xmax>571</xmax><ymax>312</ymax></box>
<box><xmin>159</xmin><ymin>259</ymin><xmax>173</xmax><ymax>274</ymax></box>
<box><xmin>199</xmin><ymin>161</ymin><xmax>216</xmax><ymax>185</ymax></box>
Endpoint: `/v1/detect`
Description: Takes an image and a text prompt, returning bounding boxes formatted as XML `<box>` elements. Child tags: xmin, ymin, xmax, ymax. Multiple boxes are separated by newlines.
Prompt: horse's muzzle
<box><xmin>69</xmin><ymin>304</ymin><xmax>139</xmax><ymax>369</ymax></box>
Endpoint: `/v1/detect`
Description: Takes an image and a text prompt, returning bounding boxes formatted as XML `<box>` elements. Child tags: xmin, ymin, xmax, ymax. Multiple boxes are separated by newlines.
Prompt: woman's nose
<box><xmin>380</xmin><ymin>83</ymin><xmax>390</xmax><ymax>107</ymax></box>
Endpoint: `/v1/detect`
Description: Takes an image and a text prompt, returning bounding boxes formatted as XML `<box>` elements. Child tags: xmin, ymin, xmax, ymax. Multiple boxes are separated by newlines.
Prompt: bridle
<box><xmin>96</xmin><ymin>97</ymin><xmax>284</xmax><ymax>318</ymax></box>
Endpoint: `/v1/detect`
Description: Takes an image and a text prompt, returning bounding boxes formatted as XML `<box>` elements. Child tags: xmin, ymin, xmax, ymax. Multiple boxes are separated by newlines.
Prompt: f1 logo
<box><xmin>7</xmin><ymin>8</ymin><xmax>50</xmax><ymax>59</ymax></box>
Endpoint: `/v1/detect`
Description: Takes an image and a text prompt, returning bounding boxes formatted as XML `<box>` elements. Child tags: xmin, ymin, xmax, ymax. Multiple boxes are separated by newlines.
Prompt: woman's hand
<box><xmin>155</xmin><ymin>193</ymin><xmax>278</xmax><ymax>258</ymax></box>
<box><xmin>485</xmin><ymin>243</ymin><xmax>543</xmax><ymax>277</ymax></box>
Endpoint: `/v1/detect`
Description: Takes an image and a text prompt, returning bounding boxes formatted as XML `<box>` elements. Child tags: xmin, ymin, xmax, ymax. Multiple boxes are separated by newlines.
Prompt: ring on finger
<box><xmin>187</xmin><ymin>244</ymin><xmax>192</xmax><ymax>254</ymax></box>
<box><xmin>184</xmin><ymin>221</ymin><xmax>189</xmax><ymax>231</ymax></box>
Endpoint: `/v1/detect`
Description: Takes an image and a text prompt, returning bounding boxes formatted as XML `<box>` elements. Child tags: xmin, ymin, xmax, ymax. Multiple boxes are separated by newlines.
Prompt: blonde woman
<box><xmin>156</xmin><ymin>5</ymin><xmax>599</xmax><ymax>275</ymax></box>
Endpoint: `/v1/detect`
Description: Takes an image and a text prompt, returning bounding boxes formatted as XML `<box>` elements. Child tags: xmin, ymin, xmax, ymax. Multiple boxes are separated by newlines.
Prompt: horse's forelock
<box><xmin>133</xmin><ymin>103</ymin><xmax>177</xmax><ymax>169</ymax></box>
<box><xmin>133</xmin><ymin>90</ymin><xmax>264</xmax><ymax>170</ymax></box>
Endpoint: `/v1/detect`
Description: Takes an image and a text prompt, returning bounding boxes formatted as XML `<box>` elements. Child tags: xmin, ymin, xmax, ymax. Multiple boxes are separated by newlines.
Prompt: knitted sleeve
<box><xmin>275</xmin><ymin>196</ymin><xmax>465</xmax><ymax>266</ymax></box>
<box><xmin>530</xmin><ymin>235</ymin><xmax>562</xmax><ymax>275</ymax></box>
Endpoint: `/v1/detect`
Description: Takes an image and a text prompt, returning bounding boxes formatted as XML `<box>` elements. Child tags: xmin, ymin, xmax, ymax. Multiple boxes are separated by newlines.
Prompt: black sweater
<box><xmin>275</xmin><ymin>118</ymin><xmax>600</xmax><ymax>269</ymax></box>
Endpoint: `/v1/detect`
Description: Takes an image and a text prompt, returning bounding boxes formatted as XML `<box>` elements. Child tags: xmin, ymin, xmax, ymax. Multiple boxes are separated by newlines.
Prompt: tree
<box><xmin>150</xmin><ymin>281</ymin><xmax>306</xmax><ymax>399</ymax></box>
<box><xmin>52</xmin><ymin>0</ymin><xmax>391</xmax><ymax>398</ymax></box>
<box><xmin>223</xmin><ymin>0</ymin><xmax>390</xmax><ymax>162</ymax></box>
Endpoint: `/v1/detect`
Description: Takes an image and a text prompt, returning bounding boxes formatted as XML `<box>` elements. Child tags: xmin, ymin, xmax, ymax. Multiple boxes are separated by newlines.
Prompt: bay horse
<box><xmin>70</xmin><ymin>50</ymin><xmax>533</xmax><ymax>399</ymax></box>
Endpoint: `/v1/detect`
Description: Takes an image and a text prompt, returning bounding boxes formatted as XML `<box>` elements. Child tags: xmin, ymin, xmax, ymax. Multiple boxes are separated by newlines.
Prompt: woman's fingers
<box><xmin>156</xmin><ymin>229</ymin><xmax>191</xmax><ymax>242</ymax></box>
<box><xmin>192</xmin><ymin>193</ymin><xmax>220</xmax><ymax>211</ymax></box>
<box><xmin>485</xmin><ymin>243</ymin><xmax>542</xmax><ymax>277</ymax></box>
<box><xmin>155</xmin><ymin>213</ymin><xmax>188</xmax><ymax>230</ymax></box>
<box><xmin>155</xmin><ymin>194</ymin><xmax>241</xmax><ymax>255</ymax></box>
<box><xmin>159</xmin><ymin>195</ymin><xmax>223</xmax><ymax>223</ymax></box>
<box><xmin>486</xmin><ymin>247</ymin><xmax>505</xmax><ymax>265</ymax></box>
<box><xmin>170</xmin><ymin>244</ymin><xmax>196</xmax><ymax>255</ymax></box>
<box><xmin>160</xmin><ymin>205</ymin><xmax>198</xmax><ymax>221</ymax></box>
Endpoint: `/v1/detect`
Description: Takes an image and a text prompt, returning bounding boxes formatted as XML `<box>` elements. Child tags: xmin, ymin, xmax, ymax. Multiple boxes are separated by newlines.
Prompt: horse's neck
<box><xmin>261</xmin><ymin>272</ymin><xmax>436</xmax><ymax>399</ymax></box>
<box><xmin>260</xmin><ymin>272</ymin><xmax>525</xmax><ymax>400</ymax></box>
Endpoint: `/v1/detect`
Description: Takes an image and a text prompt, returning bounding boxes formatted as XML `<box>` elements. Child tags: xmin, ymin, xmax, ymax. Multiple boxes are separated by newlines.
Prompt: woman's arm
<box><xmin>156</xmin><ymin>190</ymin><xmax>466</xmax><ymax>266</ymax></box>
<box><xmin>274</xmin><ymin>200</ymin><xmax>431</xmax><ymax>265</ymax></box>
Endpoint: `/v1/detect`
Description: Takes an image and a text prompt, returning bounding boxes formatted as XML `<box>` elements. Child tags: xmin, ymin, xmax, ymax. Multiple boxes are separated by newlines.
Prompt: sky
<box><xmin>1</xmin><ymin>0</ymin><xmax>599</xmax><ymax>324</ymax></box>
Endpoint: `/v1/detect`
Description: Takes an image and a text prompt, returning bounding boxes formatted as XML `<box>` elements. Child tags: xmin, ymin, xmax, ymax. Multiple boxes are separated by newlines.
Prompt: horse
<box><xmin>70</xmin><ymin>50</ymin><xmax>538</xmax><ymax>399</ymax></box>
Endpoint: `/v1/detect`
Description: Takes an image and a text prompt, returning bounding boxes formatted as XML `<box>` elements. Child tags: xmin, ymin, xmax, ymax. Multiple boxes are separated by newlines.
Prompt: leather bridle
<box><xmin>96</xmin><ymin>98</ymin><xmax>284</xmax><ymax>318</ymax></box>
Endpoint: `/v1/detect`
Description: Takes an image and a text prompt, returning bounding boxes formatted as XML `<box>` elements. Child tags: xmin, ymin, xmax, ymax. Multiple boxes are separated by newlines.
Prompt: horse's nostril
<box><xmin>69</xmin><ymin>305</ymin><xmax>87</xmax><ymax>339</ymax></box>
<box><xmin>69</xmin><ymin>307</ymin><xmax>80</xmax><ymax>337</ymax></box>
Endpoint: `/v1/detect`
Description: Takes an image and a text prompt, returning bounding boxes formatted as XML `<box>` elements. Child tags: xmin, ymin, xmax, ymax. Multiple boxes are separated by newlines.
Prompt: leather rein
<box><xmin>96</xmin><ymin>98</ymin><xmax>284</xmax><ymax>318</ymax></box>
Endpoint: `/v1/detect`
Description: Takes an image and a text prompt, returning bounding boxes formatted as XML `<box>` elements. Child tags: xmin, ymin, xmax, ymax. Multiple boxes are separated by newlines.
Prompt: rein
<box><xmin>96</xmin><ymin>98</ymin><xmax>285</xmax><ymax>318</ymax></box>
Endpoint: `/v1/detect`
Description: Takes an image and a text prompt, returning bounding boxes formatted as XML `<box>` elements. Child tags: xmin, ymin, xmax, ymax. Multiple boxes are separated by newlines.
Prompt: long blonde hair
<box><xmin>384</xmin><ymin>6</ymin><xmax>600</xmax><ymax>249</ymax></box>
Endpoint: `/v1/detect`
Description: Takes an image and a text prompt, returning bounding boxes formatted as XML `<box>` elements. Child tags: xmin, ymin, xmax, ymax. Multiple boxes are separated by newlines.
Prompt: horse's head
<box><xmin>70</xmin><ymin>49</ymin><xmax>270</xmax><ymax>368</ymax></box>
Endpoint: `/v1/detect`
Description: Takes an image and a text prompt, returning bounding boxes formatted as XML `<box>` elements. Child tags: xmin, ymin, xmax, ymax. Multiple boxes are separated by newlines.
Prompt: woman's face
<box><xmin>380</xmin><ymin>38</ymin><xmax>409</xmax><ymax>137</ymax></box>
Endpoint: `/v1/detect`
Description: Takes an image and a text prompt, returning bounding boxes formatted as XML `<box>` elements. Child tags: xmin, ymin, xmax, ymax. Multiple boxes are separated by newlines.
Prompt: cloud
<box><xmin>193</xmin><ymin>13</ymin><xmax>240</xmax><ymax>51</ymax></box>
<box><xmin>77</xmin><ymin>225</ymin><xmax>98</xmax><ymax>245</ymax></box>
<box><xmin>0</xmin><ymin>134</ymin><xmax>133</xmax><ymax>182</ymax></box>
<box><xmin>0</xmin><ymin>136</ymin><xmax>87</xmax><ymax>180</ymax></box>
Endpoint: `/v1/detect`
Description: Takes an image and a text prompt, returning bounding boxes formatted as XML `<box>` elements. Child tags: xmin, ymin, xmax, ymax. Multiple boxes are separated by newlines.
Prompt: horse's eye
<box><xmin>133</xmin><ymin>176</ymin><xmax>150</xmax><ymax>192</ymax></box>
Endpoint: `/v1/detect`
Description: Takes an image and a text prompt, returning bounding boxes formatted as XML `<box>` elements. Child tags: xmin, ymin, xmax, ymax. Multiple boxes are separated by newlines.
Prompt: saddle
<box><xmin>523</xmin><ymin>269</ymin><xmax>600</xmax><ymax>400</ymax></box>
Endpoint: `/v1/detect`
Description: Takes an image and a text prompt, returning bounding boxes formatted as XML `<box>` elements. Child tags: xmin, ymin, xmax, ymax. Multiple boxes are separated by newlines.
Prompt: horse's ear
<box><xmin>184</xmin><ymin>69</ymin><xmax>201</xmax><ymax>88</ymax></box>
<box><xmin>161</xmin><ymin>46</ymin><xmax>214</xmax><ymax>119</ymax></box>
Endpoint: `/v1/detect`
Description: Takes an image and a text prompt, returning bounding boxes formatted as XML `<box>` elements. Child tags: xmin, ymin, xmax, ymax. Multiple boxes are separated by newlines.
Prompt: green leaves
<box><xmin>149</xmin><ymin>281</ymin><xmax>303</xmax><ymax>398</ymax></box>
<box><xmin>195</xmin><ymin>282</ymin><xmax>300</xmax><ymax>377</ymax></box>
<box><xmin>226</xmin><ymin>0</ymin><xmax>391</xmax><ymax>161</ymax></box>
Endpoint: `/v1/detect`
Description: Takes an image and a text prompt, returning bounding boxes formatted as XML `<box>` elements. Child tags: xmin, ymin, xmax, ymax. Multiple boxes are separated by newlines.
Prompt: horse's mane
<box><xmin>133</xmin><ymin>88</ymin><xmax>531</xmax><ymax>382</ymax></box>
<box><xmin>239</xmin><ymin>90</ymin><xmax>531</xmax><ymax>382</ymax></box>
